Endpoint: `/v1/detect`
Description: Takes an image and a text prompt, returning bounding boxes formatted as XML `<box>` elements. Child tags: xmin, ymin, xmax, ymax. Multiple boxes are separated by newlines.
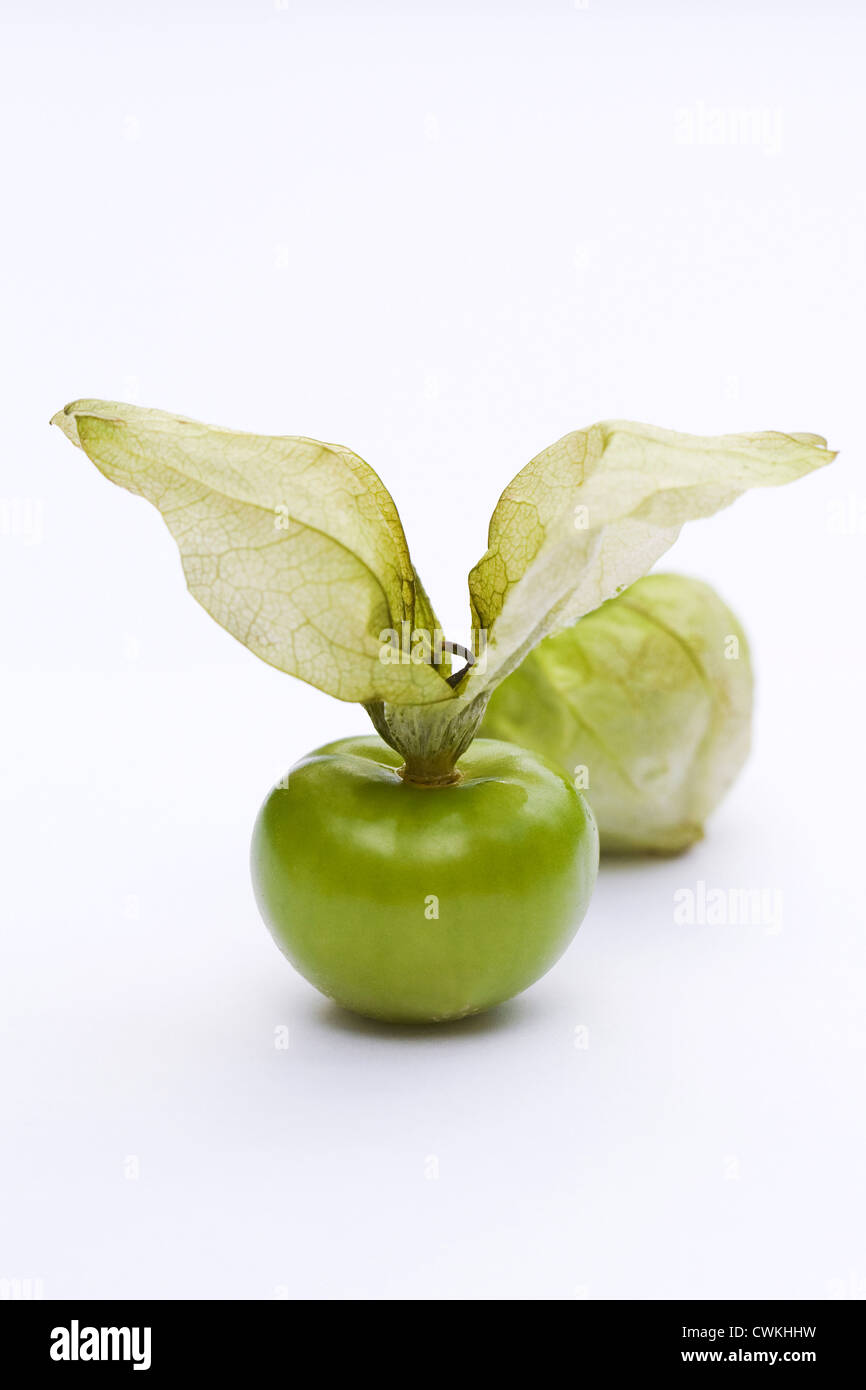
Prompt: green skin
<box><xmin>251</xmin><ymin>736</ymin><xmax>598</xmax><ymax>1023</ymax></box>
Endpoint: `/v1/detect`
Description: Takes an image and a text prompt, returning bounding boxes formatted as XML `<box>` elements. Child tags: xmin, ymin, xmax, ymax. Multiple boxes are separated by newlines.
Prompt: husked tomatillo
<box><xmin>482</xmin><ymin>573</ymin><xmax>752</xmax><ymax>854</ymax></box>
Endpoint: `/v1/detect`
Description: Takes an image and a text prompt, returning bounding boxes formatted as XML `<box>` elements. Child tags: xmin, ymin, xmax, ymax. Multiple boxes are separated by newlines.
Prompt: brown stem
<box><xmin>398</xmin><ymin>761</ymin><xmax>464</xmax><ymax>789</ymax></box>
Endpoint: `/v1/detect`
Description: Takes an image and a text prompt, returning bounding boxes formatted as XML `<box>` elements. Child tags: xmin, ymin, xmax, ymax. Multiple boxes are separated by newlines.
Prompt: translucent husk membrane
<box><xmin>50</xmin><ymin>402</ymin><xmax>836</xmax><ymax>811</ymax></box>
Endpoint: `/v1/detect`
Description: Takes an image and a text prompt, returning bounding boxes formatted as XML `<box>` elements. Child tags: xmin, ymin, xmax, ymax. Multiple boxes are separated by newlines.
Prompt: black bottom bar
<box><xmin>2</xmin><ymin>1298</ymin><xmax>859</xmax><ymax>1374</ymax></box>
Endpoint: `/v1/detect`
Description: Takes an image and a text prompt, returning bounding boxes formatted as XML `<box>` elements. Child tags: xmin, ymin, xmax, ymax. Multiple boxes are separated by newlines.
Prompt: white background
<box><xmin>2</xmin><ymin>0</ymin><xmax>864</xmax><ymax>1300</ymax></box>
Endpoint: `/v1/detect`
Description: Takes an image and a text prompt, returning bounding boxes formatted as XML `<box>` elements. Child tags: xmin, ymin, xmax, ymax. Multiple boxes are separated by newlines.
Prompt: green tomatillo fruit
<box><xmin>251</xmin><ymin>736</ymin><xmax>598</xmax><ymax>1022</ymax></box>
<box><xmin>50</xmin><ymin>402</ymin><xmax>835</xmax><ymax>1021</ymax></box>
